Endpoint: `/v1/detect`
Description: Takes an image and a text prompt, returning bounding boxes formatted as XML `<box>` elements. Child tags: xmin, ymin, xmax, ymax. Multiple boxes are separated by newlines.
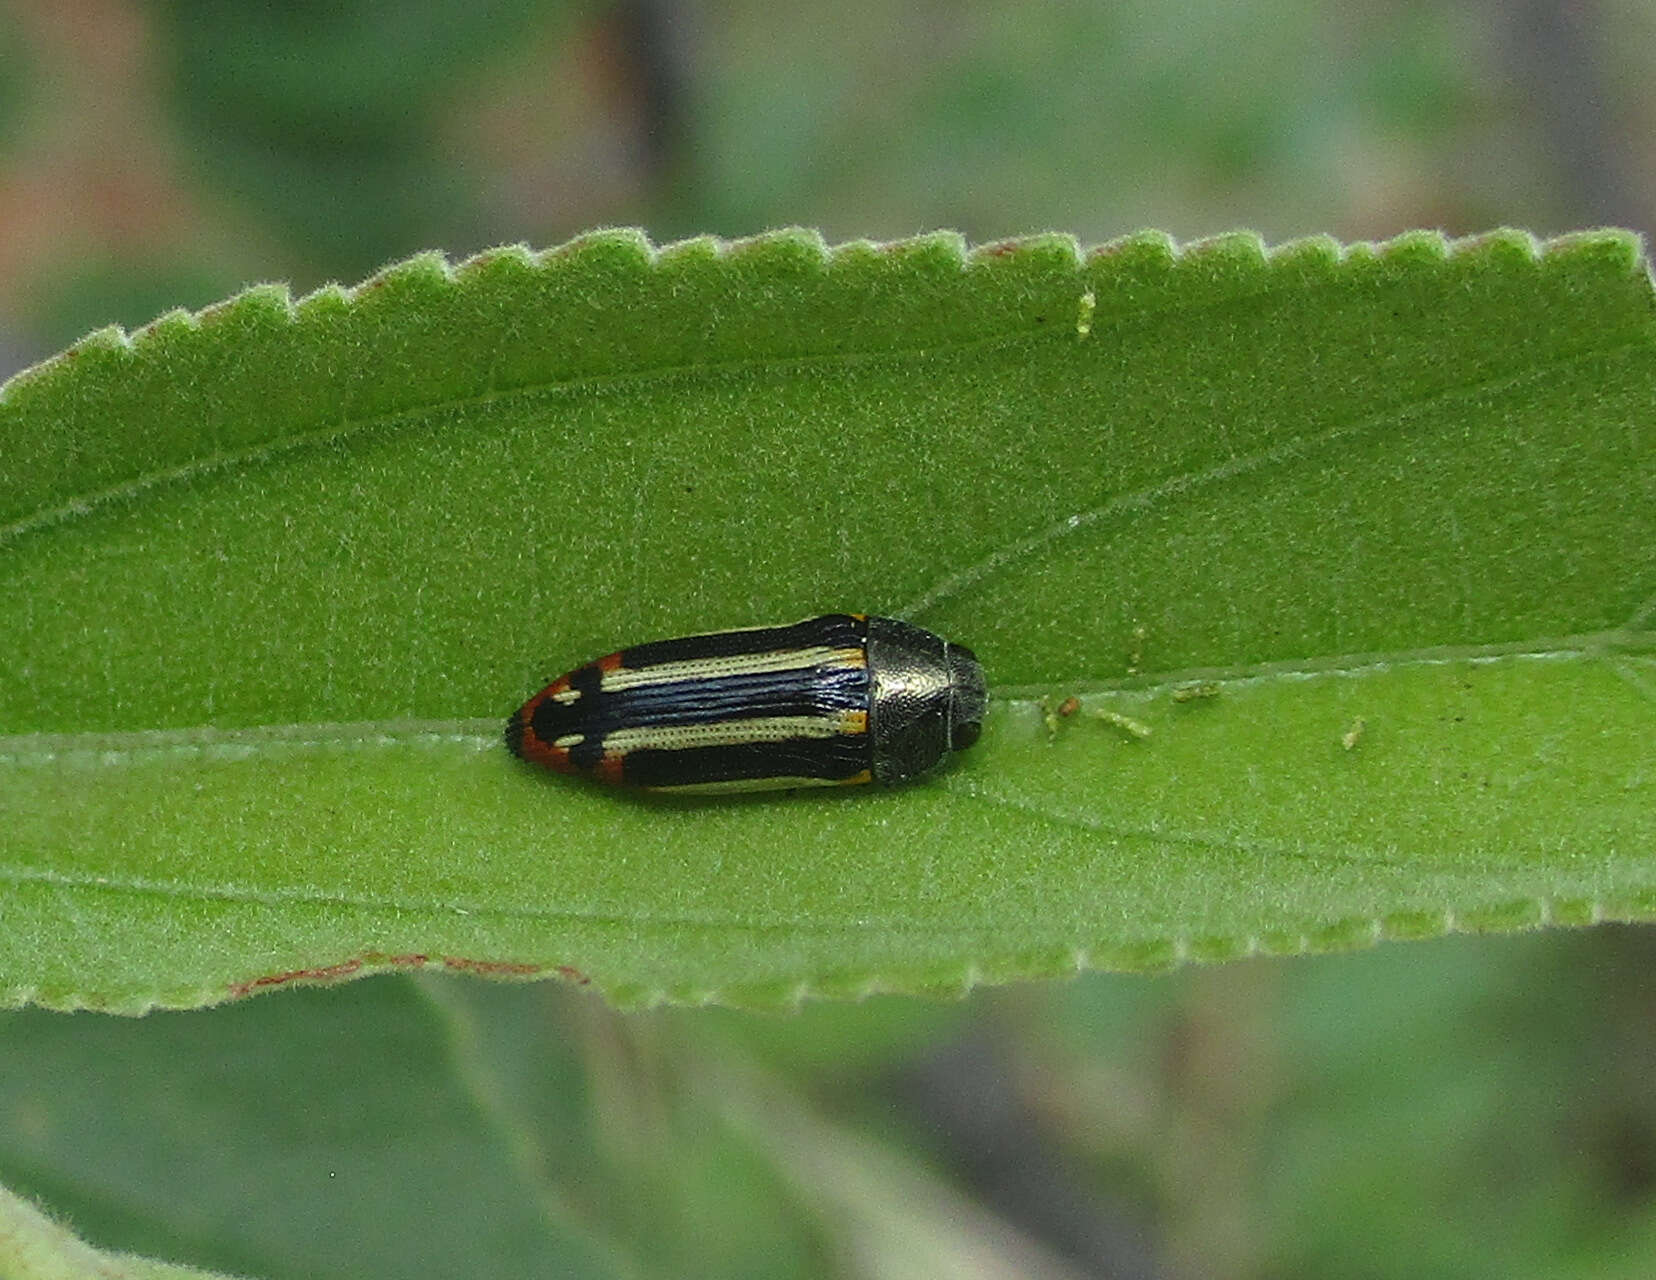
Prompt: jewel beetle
<box><xmin>506</xmin><ymin>613</ymin><xmax>986</xmax><ymax>793</ymax></box>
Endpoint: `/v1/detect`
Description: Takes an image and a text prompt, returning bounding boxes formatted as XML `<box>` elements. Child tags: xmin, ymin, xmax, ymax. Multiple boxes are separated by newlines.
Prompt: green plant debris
<box><xmin>1076</xmin><ymin>289</ymin><xmax>1096</xmax><ymax>337</ymax></box>
<box><xmin>1091</xmin><ymin>708</ymin><xmax>1154</xmax><ymax>741</ymax></box>
<box><xmin>1039</xmin><ymin>693</ymin><xmax>1083</xmax><ymax>737</ymax></box>
<box><xmin>1127</xmin><ymin>623</ymin><xmax>1149</xmax><ymax>675</ymax></box>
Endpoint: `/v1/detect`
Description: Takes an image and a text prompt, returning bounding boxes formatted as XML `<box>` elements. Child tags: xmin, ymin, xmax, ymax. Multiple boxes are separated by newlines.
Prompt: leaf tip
<box><xmin>1537</xmin><ymin>227</ymin><xmax>1649</xmax><ymax>280</ymax></box>
<box><xmin>724</xmin><ymin>226</ymin><xmax>832</xmax><ymax>267</ymax></box>
<box><xmin>292</xmin><ymin>280</ymin><xmax>353</xmax><ymax>321</ymax></box>
<box><xmin>1379</xmin><ymin>908</ymin><xmax>1454</xmax><ymax>941</ymax></box>
<box><xmin>1178</xmin><ymin>229</ymin><xmax>1271</xmax><ymax>277</ymax></box>
<box><xmin>1456</xmin><ymin>898</ymin><xmax>1549</xmax><ymax>933</ymax></box>
<box><xmin>127</xmin><ymin>306</ymin><xmax>200</xmax><ymax>346</ymax></box>
<box><xmin>1088</xmin><ymin>228</ymin><xmax>1177</xmax><ymax>264</ymax></box>
<box><xmin>547</xmin><ymin>225</ymin><xmax>655</xmax><ymax>264</ymax></box>
<box><xmin>457</xmin><ymin>241</ymin><xmax>538</xmax><ymax>274</ymax></box>
<box><xmin>966</xmin><ymin>231</ymin><xmax>1081</xmax><ymax>272</ymax></box>
<box><xmin>197</xmin><ymin>281</ymin><xmax>298</xmax><ymax>329</ymax></box>
<box><xmin>0</xmin><ymin>323</ymin><xmax>130</xmax><ymax>404</ymax></box>
<box><xmin>349</xmin><ymin>250</ymin><xmax>457</xmax><ymax>304</ymax></box>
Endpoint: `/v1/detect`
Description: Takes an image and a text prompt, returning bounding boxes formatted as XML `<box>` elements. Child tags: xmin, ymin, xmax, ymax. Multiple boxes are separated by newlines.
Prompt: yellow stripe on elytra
<box><xmin>601</xmin><ymin>710</ymin><xmax>867</xmax><ymax>755</ymax></box>
<box><xmin>601</xmin><ymin>645</ymin><xmax>865</xmax><ymax>692</ymax></box>
<box><xmin>649</xmin><ymin>770</ymin><xmax>870</xmax><ymax>794</ymax></box>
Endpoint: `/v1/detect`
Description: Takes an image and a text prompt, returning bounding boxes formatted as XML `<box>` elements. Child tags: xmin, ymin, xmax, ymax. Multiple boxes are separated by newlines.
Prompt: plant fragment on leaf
<box><xmin>0</xmin><ymin>227</ymin><xmax>1652</xmax><ymax>1012</ymax></box>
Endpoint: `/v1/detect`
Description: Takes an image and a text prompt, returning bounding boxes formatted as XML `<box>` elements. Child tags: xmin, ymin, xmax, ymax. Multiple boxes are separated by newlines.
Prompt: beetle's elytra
<box><xmin>505</xmin><ymin>614</ymin><xmax>986</xmax><ymax>793</ymax></box>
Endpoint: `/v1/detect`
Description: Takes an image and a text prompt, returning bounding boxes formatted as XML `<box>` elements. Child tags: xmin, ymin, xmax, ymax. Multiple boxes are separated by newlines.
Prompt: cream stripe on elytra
<box><xmin>650</xmin><ymin>771</ymin><xmax>871</xmax><ymax>795</ymax></box>
<box><xmin>601</xmin><ymin>711</ymin><xmax>868</xmax><ymax>754</ymax></box>
<box><xmin>600</xmin><ymin>646</ymin><xmax>866</xmax><ymax>691</ymax></box>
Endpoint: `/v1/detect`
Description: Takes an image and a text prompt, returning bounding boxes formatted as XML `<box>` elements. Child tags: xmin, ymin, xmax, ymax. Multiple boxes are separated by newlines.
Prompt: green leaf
<box><xmin>1</xmin><ymin>227</ymin><xmax>1652</xmax><ymax>1012</ymax></box>
<box><xmin>0</xmin><ymin>1179</ymin><xmax>246</xmax><ymax>1279</ymax></box>
<box><xmin>0</xmin><ymin>981</ymin><xmax>634</xmax><ymax>1279</ymax></box>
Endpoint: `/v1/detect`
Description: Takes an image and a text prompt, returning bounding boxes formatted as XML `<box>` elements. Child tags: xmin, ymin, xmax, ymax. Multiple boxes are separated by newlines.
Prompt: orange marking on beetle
<box><xmin>507</xmin><ymin>615</ymin><xmax>985</xmax><ymax>791</ymax></box>
<box><xmin>509</xmin><ymin>691</ymin><xmax>567</xmax><ymax>771</ymax></box>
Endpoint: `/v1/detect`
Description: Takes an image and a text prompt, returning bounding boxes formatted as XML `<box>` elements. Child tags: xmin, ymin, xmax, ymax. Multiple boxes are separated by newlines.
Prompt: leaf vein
<box><xmin>900</xmin><ymin>336</ymin><xmax>1649</xmax><ymax>618</ymax></box>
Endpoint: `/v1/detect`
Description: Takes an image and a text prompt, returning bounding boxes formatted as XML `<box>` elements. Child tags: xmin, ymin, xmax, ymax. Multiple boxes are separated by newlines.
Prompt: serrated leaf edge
<box><xmin>3</xmin><ymin>224</ymin><xmax>1641</xmax><ymax>403</ymax></box>
<box><xmin>2</xmin><ymin>893</ymin><xmax>1646</xmax><ymax>1016</ymax></box>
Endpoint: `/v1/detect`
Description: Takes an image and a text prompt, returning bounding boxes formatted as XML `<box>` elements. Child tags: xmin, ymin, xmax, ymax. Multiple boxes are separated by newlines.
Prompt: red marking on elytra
<box><xmin>514</xmin><ymin>699</ymin><xmax>574</xmax><ymax>774</ymax></box>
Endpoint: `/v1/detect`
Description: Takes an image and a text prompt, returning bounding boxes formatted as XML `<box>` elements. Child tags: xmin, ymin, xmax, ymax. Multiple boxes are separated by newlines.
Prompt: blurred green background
<box><xmin>1</xmin><ymin>2</ymin><xmax>1653</xmax><ymax>1276</ymax></box>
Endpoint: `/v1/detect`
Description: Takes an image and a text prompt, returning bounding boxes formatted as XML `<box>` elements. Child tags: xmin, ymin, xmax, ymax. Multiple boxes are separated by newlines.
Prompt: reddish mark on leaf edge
<box><xmin>440</xmin><ymin>956</ymin><xmax>543</xmax><ymax>978</ymax></box>
<box><xmin>228</xmin><ymin>957</ymin><xmax>365</xmax><ymax>996</ymax></box>
<box><xmin>226</xmin><ymin>951</ymin><xmax>580</xmax><ymax>999</ymax></box>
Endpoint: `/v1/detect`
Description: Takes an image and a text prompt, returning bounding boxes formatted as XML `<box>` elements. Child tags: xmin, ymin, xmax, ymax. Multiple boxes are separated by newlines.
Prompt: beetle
<box><xmin>505</xmin><ymin>613</ymin><xmax>986</xmax><ymax>793</ymax></box>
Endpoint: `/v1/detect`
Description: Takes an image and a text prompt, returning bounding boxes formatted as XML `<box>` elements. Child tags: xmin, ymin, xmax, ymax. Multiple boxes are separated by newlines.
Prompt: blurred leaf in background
<box><xmin>165</xmin><ymin>0</ymin><xmax>577</xmax><ymax>280</ymax></box>
<box><xmin>10</xmin><ymin>0</ymin><xmax>1651</xmax><ymax>345</ymax></box>
<box><xmin>4</xmin><ymin>931</ymin><xmax>1656</xmax><ymax>1277</ymax></box>
<box><xmin>0</xmin><ymin>1</ymin><xmax>1653</xmax><ymax>1277</ymax></box>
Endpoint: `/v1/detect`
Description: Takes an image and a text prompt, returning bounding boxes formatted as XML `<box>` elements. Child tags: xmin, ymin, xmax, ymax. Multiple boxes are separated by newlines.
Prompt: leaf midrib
<box><xmin>0</xmin><ymin>631</ymin><xmax>1647</xmax><ymax>753</ymax></box>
